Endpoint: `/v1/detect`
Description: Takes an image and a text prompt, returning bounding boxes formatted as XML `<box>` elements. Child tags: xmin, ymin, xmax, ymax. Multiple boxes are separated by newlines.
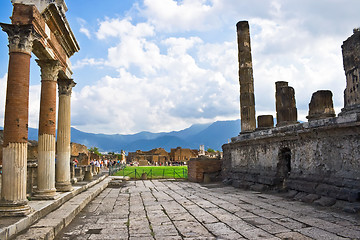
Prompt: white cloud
<box><xmin>96</xmin><ymin>18</ymin><xmax>154</xmax><ymax>40</ymax></box>
<box><xmin>141</xmin><ymin>0</ymin><xmax>218</xmax><ymax>32</ymax></box>
<box><xmin>77</xmin><ymin>18</ymin><xmax>92</xmax><ymax>39</ymax></box>
<box><xmin>68</xmin><ymin>0</ymin><xmax>359</xmax><ymax>134</ymax></box>
<box><xmin>0</xmin><ymin>73</ymin><xmax>41</xmax><ymax>129</ymax></box>
<box><xmin>0</xmin><ymin>73</ymin><xmax>7</xmax><ymax>125</ymax></box>
<box><xmin>72</xmin><ymin>17</ymin><xmax>240</xmax><ymax>133</ymax></box>
<box><xmin>72</xmin><ymin>58</ymin><xmax>105</xmax><ymax>69</ymax></box>
<box><xmin>28</xmin><ymin>85</ymin><xmax>41</xmax><ymax>129</ymax></box>
<box><xmin>80</xmin><ymin>27</ymin><xmax>91</xmax><ymax>39</ymax></box>
<box><xmin>163</xmin><ymin>37</ymin><xmax>203</xmax><ymax>56</ymax></box>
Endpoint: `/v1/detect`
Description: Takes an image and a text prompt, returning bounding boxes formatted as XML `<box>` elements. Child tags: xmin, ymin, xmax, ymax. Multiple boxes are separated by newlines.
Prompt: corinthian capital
<box><xmin>36</xmin><ymin>59</ymin><xmax>62</xmax><ymax>81</ymax></box>
<box><xmin>58</xmin><ymin>79</ymin><xmax>76</xmax><ymax>96</ymax></box>
<box><xmin>0</xmin><ymin>23</ymin><xmax>41</xmax><ymax>54</ymax></box>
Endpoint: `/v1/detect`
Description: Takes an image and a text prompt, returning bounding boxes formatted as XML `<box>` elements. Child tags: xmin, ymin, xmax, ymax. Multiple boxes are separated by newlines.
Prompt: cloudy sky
<box><xmin>0</xmin><ymin>0</ymin><xmax>359</xmax><ymax>134</ymax></box>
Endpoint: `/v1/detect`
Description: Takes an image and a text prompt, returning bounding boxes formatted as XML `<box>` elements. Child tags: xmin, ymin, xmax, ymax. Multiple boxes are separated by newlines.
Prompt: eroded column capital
<box><xmin>0</xmin><ymin>23</ymin><xmax>41</xmax><ymax>54</ymax></box>
<box><xmin>36</xmin><ymin>59</ymin><xmax>62</xmax><ymax>81</ymax></box>
<box><xmin>58</xmin><ymin>78</ymin><xmax>76</xmax><ymax>96</ymax></box>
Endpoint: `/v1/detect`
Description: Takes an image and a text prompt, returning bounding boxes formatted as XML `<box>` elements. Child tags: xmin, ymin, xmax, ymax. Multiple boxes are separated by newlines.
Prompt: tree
<box><xmin>207</xmin><ymin>148</ymin><xmax>216</xmax><ymax>153</ymax></box>
<box><xmin>89</xmin><ymin>147</ymin><xmax>101</xmax><ymax>156</ymax></box>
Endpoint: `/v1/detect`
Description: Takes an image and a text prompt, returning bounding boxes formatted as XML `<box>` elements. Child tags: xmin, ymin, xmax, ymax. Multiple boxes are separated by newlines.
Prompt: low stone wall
<box><xmin>222</xmin><ymin>113</ymin><xmax>360</xmax><ymax>202</ymax></box>
<box><xmin>188</xmin><ymin>156</ymin><xmax>222</xmax><ymax>183</ymax></box>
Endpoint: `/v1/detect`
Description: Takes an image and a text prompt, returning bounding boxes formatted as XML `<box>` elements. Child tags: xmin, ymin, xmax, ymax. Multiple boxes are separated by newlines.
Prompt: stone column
<box><xmin>237</xmin><ymin>21</ymin><xmax>256</xmax><ymax>133</ymax></box>
<box><xmin>307</xmin><ymin>90</ymin><xmax>335</xmax><ymax>121</ymax></box>
<box><xmin>56</xmin><ymin>79</ymin><xmax>76</xmax><ymax>191</ymax></box>
<box><xmin>340</xmin><ymin>28</ymin><xmax>360</xmax><ymax>115</ymax></box>
<box><xmin>275</xmin><ymin>81</ymin><xmax>298</xmax><ymax>127</ymax></box>
<box><xmin>33</xmin><ymin>60</ymin><xmax>61</xmax><ymax>200</ymax></box>
<box><xmin>0</xmin><ymin>23</ymin><xmax>39</xmax><ymax>216</ymax></box>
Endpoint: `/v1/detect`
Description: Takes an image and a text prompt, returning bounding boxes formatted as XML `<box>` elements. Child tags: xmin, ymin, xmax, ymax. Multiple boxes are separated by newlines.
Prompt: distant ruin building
<box><xmin>222</xmin><ymin>23</ymin><xmax>360</xmax><ymax>204</ymax></box>
<box><xmin>170</xmin><ymin>147</ymin><xmax>198</xmax><ymax>162</ymax></box>
<box><xmin>128</xmin><ymin>148</ymin><xmax>169</xmax><ymax>165</ymax></box>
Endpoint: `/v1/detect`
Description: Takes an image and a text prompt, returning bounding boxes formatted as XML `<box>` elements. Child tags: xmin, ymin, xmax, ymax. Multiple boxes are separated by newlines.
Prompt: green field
<box><xmin>114</xmin><ymin>166</ymin><xmax>188</xmax><ymax>179</ymax></box>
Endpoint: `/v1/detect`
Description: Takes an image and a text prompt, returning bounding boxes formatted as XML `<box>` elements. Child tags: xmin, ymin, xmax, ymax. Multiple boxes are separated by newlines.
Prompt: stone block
<box><xmin>257</xmin><ymin>115</ymin><xmax>274</xmax><ymax>130</ymax></box>
<box><xmin>250</xmin><ymin>184</ymin><xmax>269</xmax><ymax>192</ymax></box>
<box><xmin>302</xmin><ymin>194</ymin><xmax>321</xmax><ymax>203</ymax></box>
<box><xmin>313</xmin><ymin>196</ymin><xmax>336</xmax><ymax>207</ymax></box>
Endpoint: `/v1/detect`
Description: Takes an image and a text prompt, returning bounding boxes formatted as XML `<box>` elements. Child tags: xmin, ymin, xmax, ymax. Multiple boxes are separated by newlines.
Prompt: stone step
<box><xmin>0</xmin><ymin>173</ymin><xmax>109</xmax><ymax>240</ymax></box>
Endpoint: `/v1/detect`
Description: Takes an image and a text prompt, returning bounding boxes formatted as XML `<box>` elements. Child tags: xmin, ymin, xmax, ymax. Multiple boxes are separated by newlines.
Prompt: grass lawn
<box><xmin>114</xmin><ymin>166</ymin><xmax>188</xmax><ymax>179</ymax></box>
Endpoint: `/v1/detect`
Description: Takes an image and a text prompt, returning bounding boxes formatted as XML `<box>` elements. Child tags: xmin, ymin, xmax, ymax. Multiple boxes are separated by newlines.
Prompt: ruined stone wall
<box><xmin>222</xmin><ymin>113</ymin><xmax>360</xmax><ymax>202</ymax></box>
<box><xmin>188</xmin><ymin>156</ymin><xmax>222</xmax><ymax>183</ymax></box>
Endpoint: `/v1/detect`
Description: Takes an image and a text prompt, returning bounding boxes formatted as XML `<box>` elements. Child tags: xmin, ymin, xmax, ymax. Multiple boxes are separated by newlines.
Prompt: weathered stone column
<box><xmin>0</xmin><ymin>23</ymin><xmax>39</xmax><ymax>216</ymax></box>
<box><xmin>339</xmin><ymin>28</ymin><xmax>360</xmax><ymax>115</ymax></box>
<box><xmin>237</xmin><ymin>21</ymin><xmax>256</xmax><ymax>133</ymax></box>
<box><xmin>275</xmin><ymin>81</ymin><xmax>298</xmax><ymax>126</ymax></box>
<box><xmin>307</xmin><ymin>90</ymin><xmax>335</xmax><ymax>121</ymax></box>
<box><xmin>33</xmin><ymin>60</ymin><xmax>61</xmax><ymax>200</ymax></box>
<box><xmin>56</xmin><ymin>79</ymin><xmax>76</xmax><ymax>191</ymax></box>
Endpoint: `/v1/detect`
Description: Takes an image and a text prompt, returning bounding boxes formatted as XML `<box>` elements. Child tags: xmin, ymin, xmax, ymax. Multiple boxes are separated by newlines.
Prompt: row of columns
<box><xmin>0</xmin><ymin>24</ymin><xmax>76</xmax><ymax>216</ymax></box>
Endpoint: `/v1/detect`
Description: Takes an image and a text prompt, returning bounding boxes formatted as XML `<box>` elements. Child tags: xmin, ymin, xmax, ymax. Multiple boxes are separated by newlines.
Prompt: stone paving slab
<box><xmin>54</xmin><ymin>180</ymin><xmax>360</xmax><ymax>240</ymax></box>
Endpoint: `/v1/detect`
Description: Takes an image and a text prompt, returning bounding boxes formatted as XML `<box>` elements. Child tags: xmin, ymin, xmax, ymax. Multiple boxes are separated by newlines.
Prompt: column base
<box><xmin>0</xmin><ymin>201</ymin><xmax>33</xmax><ymax>217</ymax></box>
<box><xmin>55</xmin><ymin>182</ymin><xmax>73</xmax><ymax>192</ymax></box>
<box><xmin>32</xmin><ymin>189</ymin><xmax>59</xmax><ymax>200</ymax></box>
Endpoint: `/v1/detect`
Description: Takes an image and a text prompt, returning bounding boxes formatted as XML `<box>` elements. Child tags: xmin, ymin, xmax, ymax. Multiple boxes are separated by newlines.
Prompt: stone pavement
<box><xmin>55</xmin><ymin>180</ymin><xmax>360</xmax><ymax>240</ymax></box>
<box><xmin>0</xmin><ymin>171</ymin><xmax>110</xmax><ymax>240</ymax></box>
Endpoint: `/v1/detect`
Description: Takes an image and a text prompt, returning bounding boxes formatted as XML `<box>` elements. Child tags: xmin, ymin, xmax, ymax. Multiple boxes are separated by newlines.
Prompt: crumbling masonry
<box><xmin>222</xmin><ymin>23</ymin><xmax>360</xmax><ymax>204</ymax></box>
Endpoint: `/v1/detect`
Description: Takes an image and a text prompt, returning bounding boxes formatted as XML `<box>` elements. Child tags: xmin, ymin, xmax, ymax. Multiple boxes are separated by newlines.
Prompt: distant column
<box><xmin>56</xmin><ymin>79</ymin><xmax>76</xmax><ymax>192</ymax></box>
<box><xmin>33</xmin><ymin>60</ymin><xmax>61</xmax><ymax>200</ymax></box>
<box><xmin>237</xmin><ymin>21</ymin><xmax>256</xmax><ymax>133</ymax></box>
<box><xmin>340</xmin><ymin>28</ymin><xmax>360</xmax><ymax>115</ymax></box>
<box><xmin>307</xmin><ymin>90</ymin><xmax>335</xmax><ymax>121</ymax></box>
<box><xmin>275</xmin><ymin>81</ymin><xmax>298</xmax><ymax>127</ymax></box>
<box><xmin>0</xmin><ymin>23</ymin><xmax>39</xmax><ymax>216</ymax></box>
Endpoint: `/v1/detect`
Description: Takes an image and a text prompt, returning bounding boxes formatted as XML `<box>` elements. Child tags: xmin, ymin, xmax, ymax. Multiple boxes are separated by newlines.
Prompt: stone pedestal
<box><xmin>56</xmin><ymin>79</ymin><xmax>76</xmax><ymax>192</ymax></box>
<box><xmin>257</xmin><ymin>115</ymin><xmax>274</xmax><ymax>130</ymax></box>
<box><xmin>275</xmin><ymin>81</ymin><xmax>298</xmax><ymax>127</ymax></box>
<box><xmin>237</xmin><ymin>21</ymin><xmax>256</xmax><ymax>133</ymax></box>
<box><xmin>0</xmin><ymin>23</ymin><xmax>39</xmax><ymax>216</ymax></box>
<box><xmin>84</xmin><ymin>166</ymin><xmax>93</xmax><ymax>181</ymax></box>
<box><xmin>33</xmin><ymin>60</ymin><xmax>61</xmax><ymax>200</ymax></box>
<box><xmin>340</xmin><ymin>28</ymin><xmax>360</xmax><ymax>115</ymax></box>
<box><xmin>307</xmin><ymin>90</ymin><xmax>336</xmax><ymax>121</ymax></box>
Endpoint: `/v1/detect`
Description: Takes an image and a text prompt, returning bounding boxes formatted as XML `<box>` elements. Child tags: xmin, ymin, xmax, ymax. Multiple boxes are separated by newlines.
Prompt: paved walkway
<box><xmin>56</xmin><ymin>180</ymin><xmax>360</xmax><ymax>240</ymax></box>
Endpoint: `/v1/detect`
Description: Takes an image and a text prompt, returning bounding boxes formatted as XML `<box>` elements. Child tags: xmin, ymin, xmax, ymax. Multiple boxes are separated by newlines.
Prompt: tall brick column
<box><xmin>33</xmin><ymin>60</ymin><xmax>61</xmax><ymax>200</ymax></box>
<box><xmin>56</xmin><ymin>79</ymin><xmax>76</xmax><ymax>191</ymax></box>
<box><xmin>237</xmin><ymin>21</ymin><xmax>256</xmax><ymax>133</ymax></box>
<box><xmin>0</xmin><ymin>23</ymin><xmax>39</xmax><ymax>216</ymax></box>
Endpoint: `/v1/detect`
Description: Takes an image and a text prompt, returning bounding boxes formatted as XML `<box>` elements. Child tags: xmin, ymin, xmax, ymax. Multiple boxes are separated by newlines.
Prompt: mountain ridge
<box><xmin>1</xmin><ymin>119</ymin><xmax>241</xmax><ymax>152</ymax></box>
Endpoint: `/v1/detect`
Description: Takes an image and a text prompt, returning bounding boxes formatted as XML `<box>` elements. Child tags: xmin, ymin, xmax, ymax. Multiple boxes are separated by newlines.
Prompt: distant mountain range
<box><xmin>1</xmin><ymin>119</ymin><xmax>241</xmax><ymax>152</ymax></box>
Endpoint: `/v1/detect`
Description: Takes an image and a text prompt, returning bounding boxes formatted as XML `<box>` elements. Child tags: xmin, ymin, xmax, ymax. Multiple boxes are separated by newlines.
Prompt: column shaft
<box><xmin>0</xmin><ymin>23</ymin><xmax>39</xmax><ymax>216</ymax></box>
<box><xmin>56</xmin><ymin>79</ymin><xmax>76</xmax><ymax>191</ymax></box>
<box><xmin>237</xmin><ymin>21</ymin><xmax>256</xmax><ymax>133</ymax></box>
<box><xmin>33</xmin><ymin>60</ymin><xmax>60</xmax><ymax>200</ymax></box>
